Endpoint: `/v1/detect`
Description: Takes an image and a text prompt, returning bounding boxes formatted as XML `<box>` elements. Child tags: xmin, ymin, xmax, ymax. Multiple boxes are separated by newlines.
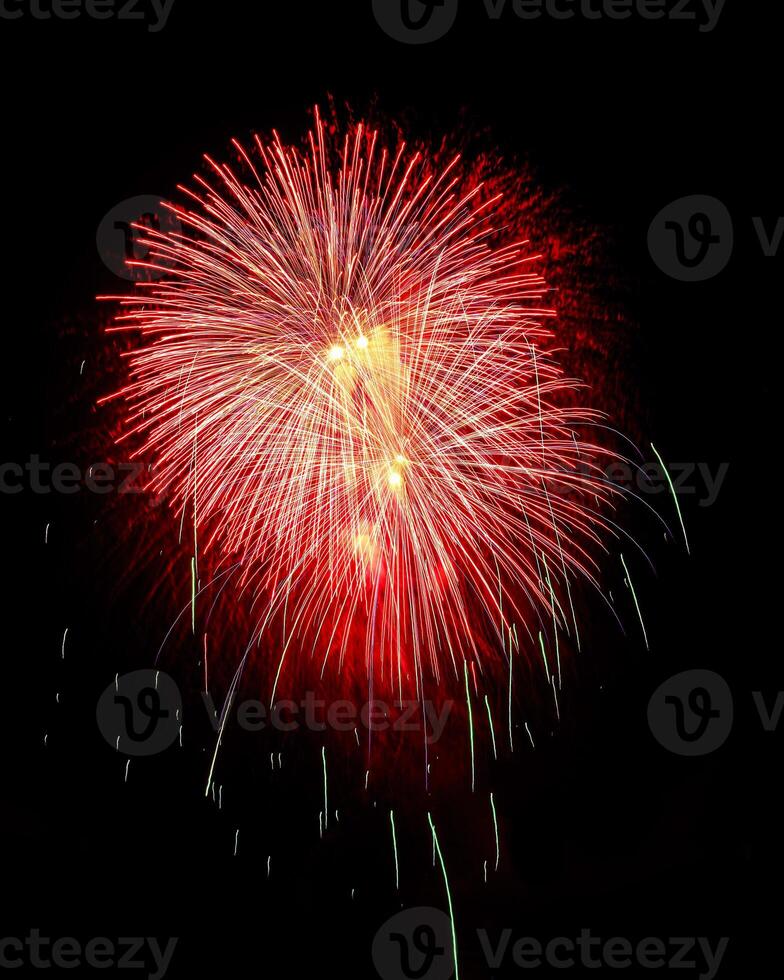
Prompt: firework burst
<box><xmin>101</xmin><ymin>109</ymin><xmax>625</xmax><ymax>708</ymax></box>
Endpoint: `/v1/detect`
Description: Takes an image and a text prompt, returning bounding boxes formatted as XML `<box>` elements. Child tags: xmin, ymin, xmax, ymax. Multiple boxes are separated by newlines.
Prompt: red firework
<box><xmin>101</xmin><ymin>109</ymin><xmax>626</xmax><ymax>708</ymax></box>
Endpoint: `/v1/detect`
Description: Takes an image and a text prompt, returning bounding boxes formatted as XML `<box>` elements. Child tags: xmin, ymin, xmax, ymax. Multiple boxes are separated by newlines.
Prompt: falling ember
<box><xmin>99</xmin><ymin>108</ymin><xmax>631</xmax><ymax>723</ymax></box>
<box><xmin>390</xmin><ymin>809</ymin><xmax>400</xmax><ymax>891</ymax></box>
<box><xmin>490</xmin><ymin>791</ymin><xmax>500</xmax><ymax>872</ymax></box>
<box><xmin>428</xmin><ymin>812</ymin><xmax>460</xmax><ymax>980</ymax></box>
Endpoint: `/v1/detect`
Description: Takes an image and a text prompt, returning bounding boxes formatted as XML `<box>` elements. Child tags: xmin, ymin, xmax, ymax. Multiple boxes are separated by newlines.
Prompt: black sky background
<box><xmin>0</xmin><ymin>2</ymin><xmax>779</xmax><ymax>977</ymax></box>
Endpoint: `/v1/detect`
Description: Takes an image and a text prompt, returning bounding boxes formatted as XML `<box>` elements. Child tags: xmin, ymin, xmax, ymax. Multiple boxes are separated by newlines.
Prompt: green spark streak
<box><xmin>620</xmin><ymin>553</ymin><xmax>649</xmax><ymax>651</ymax></box>
<box><xmin>390</xmin><ymin>810</ymin><xmax>399</xmax><ymax>891</ymax></box>
<box><xmin>322</xmin><ymin>746</ymin><xmax>328</xmax><ymax>830</ymax></box>
<box><xmin>490</xmin><ymin>792</ymin><xmax>500</xmax><ymax>871</ymax></box>
<box><xmin>538</xmin><ymin>631</ymin><xmax>551</xmax><ymax>680</ymax></box>
<box><xmin>463</xmin><ymin>661</ymin><xmax>475</xmax><ymax>791</ymax></box>
<box><xmin>651</xmin><ymin>442</ymin><xmax>691</xmax><ymax>555</ymax></box>
<box><xmin>428</xmin><ymin>813</ymin><xmax>460</xmax><ymax>980</ymax></box>
<box><xmin>484</xmin><ymin>695</ymin><xmax>497</xmax><ymax>760</ymax></box>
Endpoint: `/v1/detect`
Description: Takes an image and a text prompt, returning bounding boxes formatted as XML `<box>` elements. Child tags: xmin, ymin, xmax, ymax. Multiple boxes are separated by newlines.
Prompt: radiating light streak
<box><xmin>620</xmin><ymin>552</ymin><xmax>649</xmax><ymax>651</ymax></box>
<box><xmin>508</xmin><ymin>647</ymin><xmax>514</xmax><ymax>752</ymax></box>
<box><xmin>464</xmin><ymin>661</ymin><xmax>475</xmax><ymax>791</ymax></box>
<box><xmin>651</xmin><ymin>442</ymin><xmax>690</xmax><ymax>555</ymax></box>
<box><xmin>190</xmin><ymin>557</ymin><xmax>197</xmax><ymax>635</ymax></box>
<box><xmin>484</xmin><ymin>694</ymin><xmax>497</xmax><ymax>760</ymax></box>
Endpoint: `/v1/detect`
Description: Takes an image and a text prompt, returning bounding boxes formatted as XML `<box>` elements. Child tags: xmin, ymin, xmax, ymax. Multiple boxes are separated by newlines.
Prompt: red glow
<box><xmin>101</xmin><ymin>110</ymin><xmax>626</xmax><ymax>707</ymax></box>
